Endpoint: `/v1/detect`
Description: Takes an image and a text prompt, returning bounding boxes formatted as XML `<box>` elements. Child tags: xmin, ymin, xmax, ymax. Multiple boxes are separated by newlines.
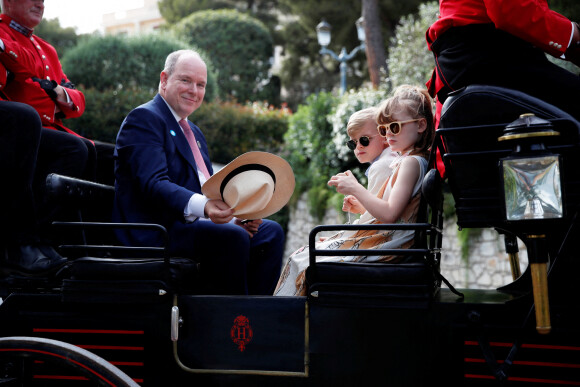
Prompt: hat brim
<box><xmin>201</xmin><ymin>151</ymin><xmax>295</xmax><ymax>219</ymax></box>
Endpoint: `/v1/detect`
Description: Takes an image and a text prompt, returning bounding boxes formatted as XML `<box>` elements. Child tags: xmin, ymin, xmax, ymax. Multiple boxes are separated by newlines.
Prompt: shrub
<box><xmin>284</xmin><ymin>92</ymin><xmax>339</xmax><ymax>220</ymax></box>
<box><xmin>387</xmin><ymin>1</ymin><xmax>438</xmax><ymax>88</ymax></box>
<box><xmin>61</xmin><ymin>34</ymin><xmax>218</xmax><ymax>99</ymax></box>
<box><xmin>171</xmin><ymin>9</ymin><xmax>276</xmax><ymax>103</ymax></box>
<box><xmin>192</xmin><ymin>101</ymin><xmax>291</xmax><ymax>165</ymax></box>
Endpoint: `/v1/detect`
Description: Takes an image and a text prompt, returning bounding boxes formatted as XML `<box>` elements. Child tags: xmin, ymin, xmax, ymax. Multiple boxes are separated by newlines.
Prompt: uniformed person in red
<box><xmin>0</xmin><ymin>0</ymin><xmax>84</xmax><ymax>134</ymax></box>
<box><xmin>426</xmin><ymin>0</ymin><xmax>580</xmax><ymax>125</ymax></box>
<box><xmin>0</xmin><ymin>0</ymin><xmax>115</xmax><ymax>185</ymax></box>
<box><xmin>0</xmin><ymin>0</ymin><xmax>111</xmax><ymax>274</ymax></box>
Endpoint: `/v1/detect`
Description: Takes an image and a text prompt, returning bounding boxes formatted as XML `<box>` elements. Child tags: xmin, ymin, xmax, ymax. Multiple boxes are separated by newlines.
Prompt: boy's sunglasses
<box><xmin>346</xmin><ymin>135</ymin><xmax>379</xmax><ymax>150</ymax></box>
<box><xmin>377</xmin><ymin>118</ymin><xmax>422</xmax><ymax>137</ymax></box>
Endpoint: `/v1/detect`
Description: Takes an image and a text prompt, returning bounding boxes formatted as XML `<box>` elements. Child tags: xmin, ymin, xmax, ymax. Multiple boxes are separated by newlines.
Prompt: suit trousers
<box><xmin>169</xmin><ymin>219</ymin><xmax>285</xmax><ymax>295</ymax></box>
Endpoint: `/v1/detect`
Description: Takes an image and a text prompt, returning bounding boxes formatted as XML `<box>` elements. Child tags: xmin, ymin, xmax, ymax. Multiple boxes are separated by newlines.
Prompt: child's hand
<box><xmin>343</xmin><ymin>195</ymin><xmax>365</xmax><ymax>214</ymax></box>
<box><xmin>328</xmin><ymin>170</ymin><xmax>361</xmax><ymax>196</ymax></box>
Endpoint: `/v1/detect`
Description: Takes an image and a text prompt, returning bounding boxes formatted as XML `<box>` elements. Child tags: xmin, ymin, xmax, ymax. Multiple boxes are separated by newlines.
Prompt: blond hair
<box><xmin>346</xmin><ymin>107</ymin><xmax>378</xmax><ymax>137</ymax></box>
<box><xmin>376</xmin><ymin>85</ymin><xmax>435</xmax><ymax>154</ymax></box>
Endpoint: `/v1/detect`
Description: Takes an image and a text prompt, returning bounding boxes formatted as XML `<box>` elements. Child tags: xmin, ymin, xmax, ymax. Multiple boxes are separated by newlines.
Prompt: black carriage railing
<box><xmin>53</xmin><ymin>221</ymin><xmax>170</xmax><ymax>262</ymax></box>
<box><xmin>308</xmin><ymin>223</ymin><xmax>440</xmax><ymax>263</ymax></box>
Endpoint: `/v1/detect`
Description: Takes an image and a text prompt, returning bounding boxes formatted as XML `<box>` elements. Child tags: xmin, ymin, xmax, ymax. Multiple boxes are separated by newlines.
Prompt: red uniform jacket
<box><xmin>0</xmin><ymin>14</ymin><xmax>85</xmax><ymax>135</ymax></box>
<box><xmin>425</xmin><ymin>0</ymin><xmax>574</xmax><ymax>176</ymax></box>
<box><xmin>426</xmin><ymin>0</ymin><xmax>574</xmax><ymax>100</ymax></box>
<box><xmin>427</xmin><ymin>0</ymin><xmax>572</xmax><ymax>57</ymax></box>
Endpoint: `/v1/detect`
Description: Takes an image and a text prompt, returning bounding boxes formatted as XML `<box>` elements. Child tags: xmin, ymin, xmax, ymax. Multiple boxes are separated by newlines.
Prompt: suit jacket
<box><xmin>113</xmin><ymin>94</ymin><xmax>214</xmax><ymax>248</ymax></box>
<box><xmin>0</xmin><ymin>14</ymin><xmax>85</xmax><ymax>135</ymax></box>
<box><xmin>426</xmin><ymin>0</ymin><xmax>573</xmax><ymax>58</ymax></box>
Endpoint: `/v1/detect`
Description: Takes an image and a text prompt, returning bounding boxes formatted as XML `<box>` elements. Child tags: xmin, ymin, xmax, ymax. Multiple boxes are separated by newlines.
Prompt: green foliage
<box><xmin>276</xmin><ymin>0</ymin><xmax>429</xmax><ymax>106</ymax></box>
<box><xmin>35</xmin><ymin>18</ymin><xmax>79</xmax><ymax>59</ymax></box>
<box><xmin>551</xmin><ymin>0</ymin><xmax>580</xmax><ymax>22</ymax></box>
<box><xmin>158</xmin><ymin>0</ymin><xmax>281</xmax><ymax>24</ymax></box>
<box><xmin>387</xmin><ymin>1</ymin><xmax>438</xmax><ymax>88</ymax></box>
<box><xmin>64</xmin><ymin>86</ymin><xmax>156</xmax><ymax>143</ymax></box>
<box><xmin>192</xmin><ymin>101</ymin><xmax>291</xmax><ymax>165</ymax></box>
<box><xmin>171</xmin><ymin>9</ymin><xmax>275</xmax><ymax>103</ymax></box>
<box><xmin>284</xmin><ymin>92</ymin><xmax>338</xmax><ymax>219</ymax></box>
<box><xmin>61</xmin><ymin>34</ymin><xmax>218</xmax><ymax>100</ymax></box>
<box><xmin>158</xmin><ymin>0</ymin><xmax>233</xmax><ymax>23</ymax></box>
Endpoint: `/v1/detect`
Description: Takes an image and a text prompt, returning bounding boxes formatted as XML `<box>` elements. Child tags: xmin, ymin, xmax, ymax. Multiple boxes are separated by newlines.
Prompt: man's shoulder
<box><xmin>128</xmin><ymin>96</ymin><xmax>165</xmax><ymax>118</ymax></box>
<box><xmin>120</xmin><ymin>96</ymin><xmax>172</xmax><ymax>132</ymax></box>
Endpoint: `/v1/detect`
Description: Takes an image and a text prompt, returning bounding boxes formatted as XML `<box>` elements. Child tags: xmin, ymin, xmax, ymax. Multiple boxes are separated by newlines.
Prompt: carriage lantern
<box><xmin>499</xmin><ymin>113</ymin><xmax>562</xmax><ymax>334</ymax></box>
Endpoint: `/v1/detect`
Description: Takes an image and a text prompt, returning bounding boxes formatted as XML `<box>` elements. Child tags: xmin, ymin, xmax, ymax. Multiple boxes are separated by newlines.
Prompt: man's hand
<box><xmin>31</xmin><ymin>77</ymin><xmax>58</xmax><ymax>100</ymax></box>
<box><xmin>204</xmin><ymin>199</ymin><xmax>235</xmax><ymax>224</ymax></box>
<box><xmin>235</xmin><ymin>219</ymin><xmax>262</xmax><ymax>238</ymax></box>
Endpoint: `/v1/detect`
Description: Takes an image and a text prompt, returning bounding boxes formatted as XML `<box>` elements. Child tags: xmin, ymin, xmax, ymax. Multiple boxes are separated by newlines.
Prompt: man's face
<box><xmin>159</xmin><ymin>54</ymin><xmax>207</xmax><ymax>119</ymax></box>
<box><xmin>5</xmin><ymin>0</ymin><xmax>44</xmax><ymax>28</ymax></box>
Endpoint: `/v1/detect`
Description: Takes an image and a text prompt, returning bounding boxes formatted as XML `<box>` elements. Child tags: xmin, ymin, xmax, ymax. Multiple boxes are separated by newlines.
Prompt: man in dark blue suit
<box><xmin>113</xmin><ymin>50</ymin><xmax>285</xmax><ymax>295</ymax></box>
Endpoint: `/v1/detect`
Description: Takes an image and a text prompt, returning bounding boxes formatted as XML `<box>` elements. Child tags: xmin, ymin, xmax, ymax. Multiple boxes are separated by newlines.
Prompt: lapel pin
<box><xmin>170</xmin><ymin>130</ymin><xmax>176</xmax><ymax>136</ymax></box>
<box><xmin>197</xmin><ymin>140</ymin><xmax>202</xmax><ymax>148</ymax></box>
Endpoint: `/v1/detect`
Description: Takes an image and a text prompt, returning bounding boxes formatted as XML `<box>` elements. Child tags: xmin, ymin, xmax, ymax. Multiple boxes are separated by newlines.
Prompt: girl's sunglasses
<box><xmin>346</xmin><ymin>134</ymin><xmax>379</xmax><ymax>150</ymax></box>
<box><xmin>377</xmin><ymin>118</ymin><xmax>422</xmax><ymax>137</ymax></box>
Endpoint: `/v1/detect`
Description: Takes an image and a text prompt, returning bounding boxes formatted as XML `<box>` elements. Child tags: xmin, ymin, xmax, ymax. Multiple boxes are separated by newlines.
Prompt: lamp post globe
<box><xmin>316</xmin><ymin>17</ymin><xmax>366</xmax><ymax>95</ymax></box>
<box><xmin>316</xmin><ymin>19</ymin><xmax>332</xmax><ymax>48</ymax></box>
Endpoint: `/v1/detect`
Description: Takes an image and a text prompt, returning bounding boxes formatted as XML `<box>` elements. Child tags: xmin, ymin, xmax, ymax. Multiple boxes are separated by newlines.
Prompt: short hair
<box><xmin>376</xmin><ymin>85</ymin><xmax>435</xmax><ymax>153</ymax></box>
<box><xmin>163</xmin><ymin>50</ymin><xmax>203</xmax><ymax>76</ymax></box>
<box><xmin>158</xmin><ymin>49</ymin><xmax>204</xmax><ymax>92</ymax></box>
<box><xmin>346</xmin><ymin>107</ymin><xmax>378</xmax><ymax>137</ymax></box>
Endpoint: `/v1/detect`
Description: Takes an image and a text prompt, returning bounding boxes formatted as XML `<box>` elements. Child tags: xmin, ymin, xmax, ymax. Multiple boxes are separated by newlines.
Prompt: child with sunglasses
<box><xmin>342</xmin><ymin>107</ymin><xmax>397</xmax><ymax>220</ymax></box>
<box><xmin>274</xmin><ymin>88</ymin><xmax>434</xmax><ymax>297</ymax></box>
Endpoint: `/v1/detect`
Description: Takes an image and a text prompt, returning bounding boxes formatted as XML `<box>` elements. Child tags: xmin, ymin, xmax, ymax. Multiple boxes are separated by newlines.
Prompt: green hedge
<box><xmin>193</xmin><ymin>101</ymin><xmax>291</xmax><ymax>165</ymax></box>
<box><xmin>61</xmin><ymin>34</ymin><xmax>218</xmax><ymax>100</ymax></box>
<box><xmin>284</xmin><ymin>92</ymin><xmax>339</xmax><ymax>220</ymax></box>
<box><xmin>171</xmin><ymin>9</ymin><xmax>276</xmax><ymax>103</ymax></box>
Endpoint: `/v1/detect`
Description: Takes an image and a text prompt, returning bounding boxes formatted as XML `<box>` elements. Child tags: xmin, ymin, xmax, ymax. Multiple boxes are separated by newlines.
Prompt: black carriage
<box><xmin>1</xmin><ymin>85</ymin><xmax>580</xmax><ymax>386</ymax></box>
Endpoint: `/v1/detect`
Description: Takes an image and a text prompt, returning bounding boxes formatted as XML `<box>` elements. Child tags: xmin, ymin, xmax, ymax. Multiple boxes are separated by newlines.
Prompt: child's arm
<box><xmin>328</xmin><ymin>158</ymin><xmax>421</xmax><ymax>223</ymax></box>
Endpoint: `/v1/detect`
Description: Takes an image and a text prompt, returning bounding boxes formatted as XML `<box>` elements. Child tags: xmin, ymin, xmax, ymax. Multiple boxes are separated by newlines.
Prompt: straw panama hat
<box><xmin>201</xmin><ymin>151</ymin><xmax>295</xmax><ymax>220</ymax></box>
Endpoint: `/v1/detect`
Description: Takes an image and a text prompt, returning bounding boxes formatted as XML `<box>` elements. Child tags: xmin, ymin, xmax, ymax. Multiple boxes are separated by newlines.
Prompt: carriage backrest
<box><xmin>437</xmin><ymin>85</ymin><xmax>580</xmax><ymax>229</ymax></box>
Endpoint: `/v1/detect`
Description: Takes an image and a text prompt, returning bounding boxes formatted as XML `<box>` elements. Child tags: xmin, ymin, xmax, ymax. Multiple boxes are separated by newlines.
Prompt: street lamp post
<box><xmin>316</xmin><ymin>17</ymin><xmax>366</xmax><ymax>95</ymax></box>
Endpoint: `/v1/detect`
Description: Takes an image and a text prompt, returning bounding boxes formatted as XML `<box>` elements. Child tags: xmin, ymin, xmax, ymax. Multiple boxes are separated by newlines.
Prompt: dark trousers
<box><xmin>431</xmin><ymin>24</ymin><xmax>580</xmax><ymax>121</ymax></box>
<box><xmin>169</xmin><ymin>219</ymin><xmax>285</xmax><ymax>295</ymax></box>
<box><xmin>0</xmin><ymin>101</ymin><xmax>41</xmax><ymax>244</ymax></box>
<box><xmin>0</xmin><ymin>101</ymin><xmax>97</xmax><ymax>245</ymax></box>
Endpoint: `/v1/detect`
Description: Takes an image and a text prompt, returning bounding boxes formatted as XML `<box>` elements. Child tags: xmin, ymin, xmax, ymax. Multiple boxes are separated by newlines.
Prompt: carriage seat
<box><xmin>45</xmin><ymin>173</ymin><xmax>200</xmax><ymax>296</ymax></box>
<box><xmin>304</xmin><ymin>168</ymin><xmax>445</xmax><ymax>308</ymax></box>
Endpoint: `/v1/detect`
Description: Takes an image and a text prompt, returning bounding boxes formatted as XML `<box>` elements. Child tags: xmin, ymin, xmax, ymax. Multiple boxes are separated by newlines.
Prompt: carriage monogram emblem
<box><xmin>230</xmin><ymin>315</ymin><xmax>253</xmax><ymax>352</ymax></box>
